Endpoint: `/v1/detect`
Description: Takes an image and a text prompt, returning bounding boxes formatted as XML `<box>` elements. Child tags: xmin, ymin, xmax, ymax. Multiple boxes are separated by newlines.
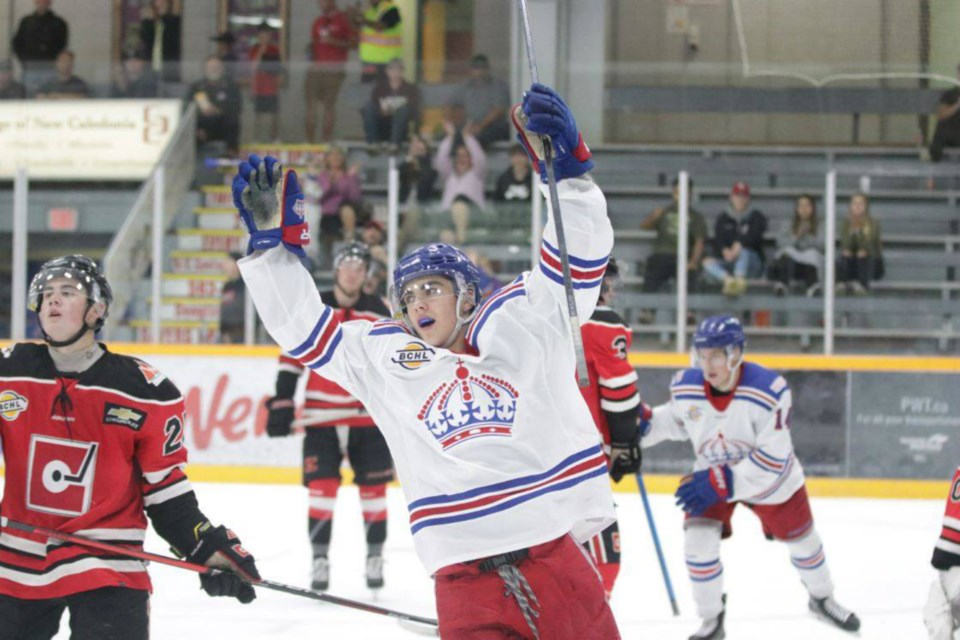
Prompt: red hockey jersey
<box><xmin>579</xmin><ymin>306</ymin><xmax>641</xmax><ymax>447</ymax></box>
<box><xmin>0</xmin><ymin>343</ymin><xmax>192</xmax><ymax>599</ymax></box>
<box><xmin>276</xmin><ymin>291</ymin><xmax>389</xmax><ymax>429</ymax></box>
<box><xmin>933</xmin><ymin>466</ymin><xmax>960</xmax><ymax>570</ymax></box>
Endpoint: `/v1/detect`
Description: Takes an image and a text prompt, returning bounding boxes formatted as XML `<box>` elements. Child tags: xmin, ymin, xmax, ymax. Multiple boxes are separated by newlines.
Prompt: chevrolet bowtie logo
<box><xmin>108</xmin><ymin>407</ymin><xmax>142</xmax><ymax>422</ymax></box>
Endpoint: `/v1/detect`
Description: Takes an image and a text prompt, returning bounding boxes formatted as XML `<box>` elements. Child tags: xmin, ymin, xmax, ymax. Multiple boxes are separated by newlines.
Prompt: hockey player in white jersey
<box><xmin>642</xmin><ymin>316</ymin><xmax>860</xmax><ymax>639</ymax></box>
<box><xmin>232</xmin><ymin>83</ymin><xmax>620</xmax><ymax>639</ymax></box>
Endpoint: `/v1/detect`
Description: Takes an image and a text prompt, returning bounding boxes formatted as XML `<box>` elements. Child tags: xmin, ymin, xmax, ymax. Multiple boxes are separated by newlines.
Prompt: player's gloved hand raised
<box><xmin>232</xmin><ymin>153</ymin><xmax>309</xmax><ymax>257</ymax></box>
<box><xmin>265</xmin><ymin>396</ymin><xmax>295</xmax><ymax>438</ymax></box>
<box><xmin>188</xmin><ymin>523</ymin><xmax>261</xmax><ymax>604</ymax></box>
<box><xmin>511</xmin><ymin>82</ymin><xmax>594</xmax><ymax>183</ymax></box>
<box><xmin>675</xmin><ymin>465</ymin><xmax>733</xmax><ymax>516</ymax></box>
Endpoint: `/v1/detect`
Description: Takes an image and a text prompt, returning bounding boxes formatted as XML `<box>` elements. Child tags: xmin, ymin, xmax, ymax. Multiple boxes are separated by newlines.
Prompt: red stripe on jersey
<box><xmin>941</xmin><ymin>527</ymin><xmax>960</xmax><ymax>544</ymax></box>
<box><xmin>278</xmin><ymin>354</ymin><xmax>304</xmax><ymax>370</ymax></box>
<box><xmin>599</xmin><ymin>384</ymin><xmax>639</xmax><ymax>401</ymax></box>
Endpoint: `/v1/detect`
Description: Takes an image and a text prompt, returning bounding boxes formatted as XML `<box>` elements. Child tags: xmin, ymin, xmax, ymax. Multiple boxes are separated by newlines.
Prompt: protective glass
<box><xmin>398</xmin><ymin>280</ymin><xmax>454</xmax><ymax>310</ymax></box>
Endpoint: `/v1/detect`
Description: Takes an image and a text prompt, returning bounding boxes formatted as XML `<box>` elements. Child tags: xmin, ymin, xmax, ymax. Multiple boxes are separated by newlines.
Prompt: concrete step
<box><xmin>129</xmin><ymin>319</ymin><xmax>220</xmax><ymax>344</ymax></box>
<box><xmin>148</xmin><ymin>297</ymin><xmax>222</xmax><ymax>322</ymax></box>
<box><xmin>175</xmin><ymin>229</ymin><xmax>246</xmax><ymax>253</ymax></box>
<box><xmin>194</xmin><ymin>207</ymin><xmax>241</xmax><ymax>230</ymax></box>
<box><xmin>169</xmin><ymin>250</ymin><xmax>231</xmax><ymax>274</ymax></box>
<box><xmin>161</xmin><ymin>274</ymin><xmax>227</xmax><ymax>298</ymax></box>
<box><xmin>201</xmin><ymin>185</ymin><xmax>233</xmax><ymax>208</ymax></box>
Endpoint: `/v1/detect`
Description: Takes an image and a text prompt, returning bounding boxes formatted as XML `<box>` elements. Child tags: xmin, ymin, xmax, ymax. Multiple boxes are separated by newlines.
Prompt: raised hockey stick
<box><xmin>516</xmin><ymin>0</ymin><xmax>590</xmax><ymax>388</ymax></box>
<box><xmin>2</xmin><ymin>519</ymin><xmax>439</xmax><ymax>635</ymax></box>
<box><xmin>635</xmin><ymin>472</ymin><xmax>680</xmax><ymax>616</ymax></box>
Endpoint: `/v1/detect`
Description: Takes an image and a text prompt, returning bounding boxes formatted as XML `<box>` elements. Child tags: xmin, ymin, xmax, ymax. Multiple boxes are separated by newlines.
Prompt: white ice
<box><xmin>27</xmin><ymin>481</ymin><xmax>939</xmax><ymax>639</ymax></box>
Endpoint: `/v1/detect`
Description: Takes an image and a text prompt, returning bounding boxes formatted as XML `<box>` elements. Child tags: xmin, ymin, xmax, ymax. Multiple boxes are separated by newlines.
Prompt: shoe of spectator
<box><xmin>850</xmin><ymin>281</ymin><xmax>868</xmax><ymax>296</ymax></box>
<box><xmin>806</xmin><ymin>283</ymin><xmax>821</xmax><ymax>297</ymax></box>
<box><xmin>365</xmin><ymin>142</ymin><xmax>381</xmax><ymax>157</ymax></box>
<box><xmin>834</xmin><ymin>282</ymin><xmax>849</xmax><ymax>296</ymax></box>
<box><xmin>732</xmin><ymin>276</ymin><xmax>747</xmax><ymax>296</ymax></box>
<box><xmin>638</xmin><ymin>310</ymin><xmax>655</xmax><ymax>325</ymax></box>
<box><xmin>721</xmin><ymin>277</ymin><xmax>737</xmax><ymax>297</ymax></box>
<box><xmin>773</xmin><ymin>282</ymin><xmax>787</xmax><ymax>297</ymax></box>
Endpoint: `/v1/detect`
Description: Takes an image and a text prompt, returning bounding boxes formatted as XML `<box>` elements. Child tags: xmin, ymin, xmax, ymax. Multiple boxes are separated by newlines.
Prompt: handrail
<box><xmin>103</xmin><ymin>104</ymin><xmax>197</xmax><ymax>340</ymax></box>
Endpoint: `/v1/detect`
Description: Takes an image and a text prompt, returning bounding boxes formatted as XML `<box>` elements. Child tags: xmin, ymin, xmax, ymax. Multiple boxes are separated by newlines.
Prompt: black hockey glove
<box><xmin>188</xmin><ymin>523</ymin><xmax>261</xmax><ymax>604</ymax></box>
<box><xmin>265</xmin><ymin>396</ymin><xmax>295</xmax><ymax>438</ymax></box>
<box><xmin>609</xmin><ymin>432</ymin><xmax>641</xmax><ymax>483</ymax></box>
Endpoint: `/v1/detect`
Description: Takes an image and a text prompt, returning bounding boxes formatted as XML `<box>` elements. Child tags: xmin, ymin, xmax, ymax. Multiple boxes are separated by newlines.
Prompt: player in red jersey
<box><xmin>0</xmin><ymin>256</ymin><xmax>259</xmax><ymax>640</ymax></box>
<box><xmin>924</xmin><ymin>466</ymin><xmax>960</xmax><ymax>639</ymax></box>
<box><xmin>264</xmin><ymin>242</ymin><xmax>394</xmax><ymax>592</ymax></box>
<box><xmin>578</xmin><ymin>257</ymin><xmax>643</xmax><ymax>597</ymax></box>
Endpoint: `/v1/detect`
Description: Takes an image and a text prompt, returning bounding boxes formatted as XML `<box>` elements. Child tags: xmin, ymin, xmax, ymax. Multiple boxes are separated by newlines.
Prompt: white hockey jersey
<box><xmin>240</xmin><ymin>178</ymin><xmax>616</xmax><ymax>574</ymax></box>
<box><xmin>642</xmin><ymin>361</ymin><xmax>805</xmax><ymax>505</ymax></box>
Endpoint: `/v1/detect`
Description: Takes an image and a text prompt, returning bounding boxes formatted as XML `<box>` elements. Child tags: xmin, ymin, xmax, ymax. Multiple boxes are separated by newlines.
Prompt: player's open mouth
<box><xmin>418</xmin><ymin>317</ymin><xmax>435</xmax><ymax>328</ymax></box>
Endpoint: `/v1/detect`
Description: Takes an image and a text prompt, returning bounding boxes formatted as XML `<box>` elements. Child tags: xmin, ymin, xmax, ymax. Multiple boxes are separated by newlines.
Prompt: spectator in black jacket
<box><xmin>140</xmin><ymin>0</ymin><xmax>182</xmax><ymax>82</ymax></box>
<box><xmin>187</xmin><ymin>56</ymin><xmax>242</xmax><ymax>152</ymax></box>
<box><xmin>36</xmin><ymin>50</ymin><xmax>89</xmax><ymax>99</ymax></box>
<box><xmin>493</xmin><ymin>144</ymin><xmax>532</xmax><ymax>204</ymax></box>
<box><xmin>396</xmin><ymin>133</ymin><xmax>437</xmax><ymax>250</ymax></box>
<box><xmin>11</xmin><ymin>0</ymin><xmax>68</xmax><ymax>94</ymax></box>
<box><xmin>0</xmin><ymin>60</ymin><xmax>26</xmax><ymax>100</ymax></box>
<box><xmin>111</xmin><ymin>49</ymin><xmax>160</xmax><ymax>98</ymax></box>
<box><xmin>361</xmin><ymin>57</ymin><xmax>420</xmax><ymax>149</ymax></box>
<box><xmin>702</xmin><ymin>181</ymin><xmax>767</xmax><ymax>297</ymax></box>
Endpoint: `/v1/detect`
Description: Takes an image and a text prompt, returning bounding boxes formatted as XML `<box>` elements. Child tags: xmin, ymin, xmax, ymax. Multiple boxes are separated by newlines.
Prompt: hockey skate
<box><xmin>809</xmin><ymin>596</ymin><xmax>861</xmax><ymax>632</ymax></box>
<box><xmin>366</xmin><ymin>554</ymin><xmax>384</xmax><ymax>590</ymax></box>
<box><xmin>311</xmin><ymin>556</ymin><xmax>330</xmax><ymax>592</ymax></box>
<box><xmin>690</xmin><ymin>595</ymin><xmax>726</xmax><ymax>640</ymax></box>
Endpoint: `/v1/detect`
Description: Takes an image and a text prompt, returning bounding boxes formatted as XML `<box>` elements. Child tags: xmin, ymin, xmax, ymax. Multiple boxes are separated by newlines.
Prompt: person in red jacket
<box><xmin>264</xmin><ymin>242</ymin><xmax>394</xmax><ymax>592</ymax></box>
<box><xmin>0</xmin><ymin>255</ymin><xmax>259</xmax><ymax>640</ymax></box>
<box><xmin>578</xmin><ymin>257</ymin><xmax>643</xmax><ymax>597</ymax></box>
<box><xmin>306</xmin><ymin>0</ymin><xmax>355</xmax><ymax>142</ymax></box>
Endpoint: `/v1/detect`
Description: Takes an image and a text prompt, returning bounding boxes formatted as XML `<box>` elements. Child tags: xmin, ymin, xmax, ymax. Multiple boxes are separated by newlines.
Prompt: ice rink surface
<box><xmin>26</xmin><ymin>481</ymin><xmax>940</xmax><ymax>639</ymax></box>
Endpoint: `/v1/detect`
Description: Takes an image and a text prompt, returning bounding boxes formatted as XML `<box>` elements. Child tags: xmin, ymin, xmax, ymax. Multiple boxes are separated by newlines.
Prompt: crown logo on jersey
<box><xmin>698</xmin><ymin>433</ymin><xmax>752</xmax><ymax>466</ymax></box>
<box><xmin>417</xmin><ymin>360</ymin><xmax>519</xmax><ymax>450</ymax></box>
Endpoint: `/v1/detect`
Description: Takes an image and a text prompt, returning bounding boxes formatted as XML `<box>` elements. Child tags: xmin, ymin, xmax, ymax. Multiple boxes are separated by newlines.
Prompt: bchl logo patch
<box><xmin>391</xmin><ymin>342</ymin><xmax>436</xmax><ymax>370</ymax></box>
<box><xmin>0</xmin><ymin>390</ymin><xmax>28</xmax><ymax>421</ymax></box>
<box><xmin>103</xmin><ymin>402</ymin><xmax>146</xmax><ymax>431</ymax></box>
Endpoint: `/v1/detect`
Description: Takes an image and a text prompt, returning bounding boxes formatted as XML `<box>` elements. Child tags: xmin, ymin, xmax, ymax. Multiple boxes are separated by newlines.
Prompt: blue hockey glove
<box><xmin>675</xmin><ymin>465</ymin><xmax>733</xmax><ymax>516</ymax></box>
<box><xmin>232</xmin><ymin>153</ymin><xmax>309</xmax><ymax>257</ymax></box>
<box><xmin>638</xmin><ymin>402</ymin><xmax>653</xmax><ymax>437</ymax></box>
<box><xmin>511</xmin><ymin>82</ymin><xmax>594</xmax><ymax>183</ymax></box>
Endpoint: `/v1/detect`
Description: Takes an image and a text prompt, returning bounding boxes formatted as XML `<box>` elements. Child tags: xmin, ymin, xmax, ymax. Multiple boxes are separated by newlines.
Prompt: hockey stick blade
<box><xmin>516</xmin><ymin>0</ymin><xmax>589</xmax><ymax>387</ymax></box>
<box><xmin>2</xmin><ymin>519</ymin><xmax>439</xmax><ymax>632</ymax></box>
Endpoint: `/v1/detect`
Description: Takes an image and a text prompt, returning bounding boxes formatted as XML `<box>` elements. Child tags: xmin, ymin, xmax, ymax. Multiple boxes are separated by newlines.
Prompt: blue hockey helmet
<box><xmin>392</xmin><ymin>243</ymin><xmax>482</xmax><ymax>307</ymax></box>
<box><xmin>693</xmin><ymin>315</ymin><xmax>745</xmax><ymax>350</ymax></box>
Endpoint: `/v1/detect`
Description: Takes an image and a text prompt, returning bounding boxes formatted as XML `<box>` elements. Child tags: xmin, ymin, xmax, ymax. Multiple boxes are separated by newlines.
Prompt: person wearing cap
<box><xmin>702</xmin><ymin>181</ymin><xmax>768</xmax><ymax>297</ymax></box>
<box><xmin>350</xmin><ymin>0</ymin><xmax>402</xmax><ymax>83</ymax></box>
<box><xmin>110</xmin><ymin>47</ymin><xmax>160</xmax><ymax>98</ymax></box>
<box><xmin>446</xmin><ymin>53</ymin><xmax>511</xmax><ymax>148</ymax></box>
<box><xmin>361</xmin><ymin>57</ymin><xmax>421</xmax><ymax>150</ymax></box>
<box><xmin>249</xmin><ymin>21</ymin><xmax>284</xmax><ymax>141</ymax></box>
<box><xmin>0</xmin><ymin>60</ymin><xmax>26</xmax><ymax>100</ymax></box>
<box><xmin>139</xmin><ymin>0</ymin><xmax>182</xmax><ymax>82</ymax></box>
<box><xmin>211</xmin><ymin>31</ymin><xmax>238</xmax><ymax>78</ymax></box>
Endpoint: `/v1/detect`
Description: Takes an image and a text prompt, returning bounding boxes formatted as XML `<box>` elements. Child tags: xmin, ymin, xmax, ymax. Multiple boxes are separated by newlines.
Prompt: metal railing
<box><xmin>103</xmin><ymin>104</ymin><xmax>197</xmax><ymax>342</ymax></box>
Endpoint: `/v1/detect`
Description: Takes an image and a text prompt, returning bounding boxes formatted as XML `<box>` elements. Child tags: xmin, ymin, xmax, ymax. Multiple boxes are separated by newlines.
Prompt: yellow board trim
<box><xmin>193</xmin><ymin>207</ymin><xmax>235</xmax><ymax>215</ymax></box>
<box><xmin>176</xmin><ymin>229</ymin><xmax>245</xmax><ymax>237</ymax></box>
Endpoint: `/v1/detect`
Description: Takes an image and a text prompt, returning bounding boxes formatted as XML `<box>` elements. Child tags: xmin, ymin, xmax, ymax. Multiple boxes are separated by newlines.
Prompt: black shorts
<box><xmin>254</xmin><ymin>95</ymin><xmax>279</xmax><ymax>113</ymax></box>
<box><xmin>303</xmin><ymin>426</ymin><xmax>394</xmax><ymax>486</ymax></box>
<box><xmin>319</xmin><ymin>214</ymin><xmax>344</xmax><ymax>237</ymax></box>
<box><xmin>0</xmin><ymin>587</ymin><xmax>149</xmax><ymax>640</ymax></box>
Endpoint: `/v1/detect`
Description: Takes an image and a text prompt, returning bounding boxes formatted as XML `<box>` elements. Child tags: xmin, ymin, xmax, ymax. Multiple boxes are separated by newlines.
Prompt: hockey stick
<box><xmin>2</xmin><ymin>519</ymin><xmax>439</xmax><ymax>635</ymax></box>
<box><xmin>516</xmin><ymin>0</ymin><xmax>590</xmax><ymax>388</ymax></box>
<box><xmin>635</xmin><ymin>472</ymin><xmax>680</xmax><ymax>616</ymax></box>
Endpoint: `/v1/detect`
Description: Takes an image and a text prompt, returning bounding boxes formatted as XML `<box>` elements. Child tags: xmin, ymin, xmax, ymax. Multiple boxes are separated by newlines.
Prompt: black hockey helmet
<box><xmin>29</xmin><ymin>254</ymin><xmax>113</xmax><ymax>334</ymax></box>
<box><xmin>333</xmin><ymin>241</ymin><xmax>372</xmax><ymax>271</ymax></box>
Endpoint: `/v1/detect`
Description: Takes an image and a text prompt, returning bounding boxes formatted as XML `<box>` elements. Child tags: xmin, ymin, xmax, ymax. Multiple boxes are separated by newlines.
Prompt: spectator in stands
<box><xmin>929</xmin><ymin>63</ymin><xmax>960</xmax><ymax>164</ymax></box>
<box><xmin>837</xmin><ymin>193</ymin><xmax>884</xmax><ymax>295</ymax></box>
<box><xmin>140</xmin><ymin>0</ymin><xmax>182</xmax><ymax>82</ymax></box>
<box><xmin>36</xmin><ymin>50</ymin><xmax>89</xmax><ymax>99</ymax></box>
<box><xmin>11</xmin><ymin>0</ymin><xmax>68</xmax><ymax>95</ymax></box>
<box><xmin>768</xmin><ymin>194</ymin><xmax>822</xmax><ymax>297</ymax></box>
<box><xmin>0</xmin><ymin>60</ymin><xmax>26</xmax><ymax>100</ymax></box>
<box><xmin>638</xmin><ymin>177</ymin><xmax>707</xmax><ymax>323</ymax></box>
<box><xmin>249</xmin><ymin>21</ymin><xmax>284</xmax><ymax>142</ymax></box>
<box><xmin>315</xmin><ymin>146</ymin><xmax>364</xmax><ymax>266</ymax></box>
<box><xmin>211</xmin><ymin>31</ymin><xmax>239</xmax><ymax>78</ymax></box>
<box><xmin>350</xmin><ymin>0</ymin><xmax>403</xmax><ymax>83</ymax></box>
<box><xmin>702</xmin><ymin>181</ymin><xmax>767</xmax><ymax>297</ymax></box>
<box><xmin>447</xmin><ymin>54</ymin><xmax>511</xmax><ymax>148</ymax></box>
<box><xmin>306</xmin><ymin>0</ymin><xmax>355</xmax><ymax>143</ymax></box>
<box><xmin>494</xmin><ymin>144</ymin><xmax>533</xmax><ymax>204</ymax></box>
<box><xmin>361</xmin><ymin>57</ymin><xmax>420</xmax><ymax>150</ymax></box>
<box><xmin>219</xmin><ymin>252</ymin><xmax>247</xmax><ymax>344</ymax></box>
<box><xmin>435</xmin><ymin>120</ymin><xmax>487</xmax><ymax>244</ymax></box>
<box><xmin>465</xmin><ymin>249</ymin><xmax>505</xmax><ymax>302</ymax></box>
<box><xmin>396</xmin><ymin>133</ymin><xmax>437</xmax><ymax>250</ymax></box>
<box><xmin>110</xmin><ymin>48</ymin><xmax>160</xmax><ymax>98</ymax></box>
<box><xmin>187</xmin><ymin>55</ymin><xmax>242</xmax><ymax>152</ymax></box>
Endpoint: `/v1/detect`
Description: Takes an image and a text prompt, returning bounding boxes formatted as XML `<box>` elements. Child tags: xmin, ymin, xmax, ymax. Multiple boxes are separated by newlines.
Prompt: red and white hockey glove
<box><xmin>511</xmin><ymin>82</ymin><xmax>594</xmax><ymax>183</ymax></box>
<box><xmin>675</xmin><ymin>465</ymin><xmax>733</xmax><ymax>516</ymax></box>
<box><xmin>188</xmin><ymin>523</ymin><xmax>261</xmax><ymax>604</ymax></box>
<box><xmin>233</xmin><ymin>153</ymin><xmax>310</xmax><ymax>258</ymax></box>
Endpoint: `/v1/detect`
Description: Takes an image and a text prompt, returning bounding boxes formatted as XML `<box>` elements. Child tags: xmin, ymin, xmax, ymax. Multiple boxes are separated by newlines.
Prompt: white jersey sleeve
<box><xmin>642</xmin><ymin>399</ymin><xmax>690</xmax><ymax>448</ymax></box>
<box><xmin>727</xmin><ymin>382</ymin><xmax>796</xmax><ymax>501</ymax></box>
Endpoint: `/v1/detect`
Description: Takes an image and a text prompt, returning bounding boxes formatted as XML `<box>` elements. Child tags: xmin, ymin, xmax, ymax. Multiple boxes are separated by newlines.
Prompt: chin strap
<box><xmin>439</xmin><ymin>289</ymin><xmax>478</xmax><ymax>349</ymax></box>
<box><xmin>40</xmin><ymin>300</ymin><xmax>99</xmax><ymax>348</ymax></box>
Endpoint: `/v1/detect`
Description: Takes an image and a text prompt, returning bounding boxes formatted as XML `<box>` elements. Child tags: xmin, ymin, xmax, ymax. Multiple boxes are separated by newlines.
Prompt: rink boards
<box><xmin>1</xmin><ymin>342</ymin><xmax>957</xmax><ymax>499</ymax></box>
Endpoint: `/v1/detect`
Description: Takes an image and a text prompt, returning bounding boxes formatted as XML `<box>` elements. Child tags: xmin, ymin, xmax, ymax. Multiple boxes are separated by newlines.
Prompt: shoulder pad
<box><xmin>97</xmin><ymin>353</ymin><xmax>182</xmax><ymax>402</ymax></box>
<box><xmin>0</xmin><ymin>343</ymin><xmax>52</xmax><ymax>378</ymax></box>
<box><xmin>739</xmin><ymin>361</ymin><xmax>786</xmax><ymax>398</ymax></box>
<box><xmin>589</xmin><ymin>307</ymin><xmax>628</xmax><ymax>328</ymax></box>
<box><xmin>670</xmin><ymin>368</ymin><xmax>703</xmax><ymax>389</ymax></box>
